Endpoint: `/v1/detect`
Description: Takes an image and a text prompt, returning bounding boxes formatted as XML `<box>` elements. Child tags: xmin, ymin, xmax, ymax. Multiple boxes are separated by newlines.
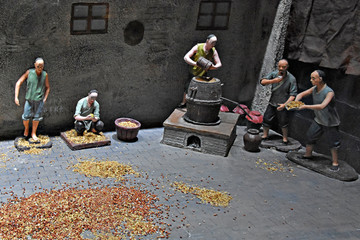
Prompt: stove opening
<box><xmin>187</xmin><ymin>135</ymin><xmax>201</xmax><ymax>149</ymax></box>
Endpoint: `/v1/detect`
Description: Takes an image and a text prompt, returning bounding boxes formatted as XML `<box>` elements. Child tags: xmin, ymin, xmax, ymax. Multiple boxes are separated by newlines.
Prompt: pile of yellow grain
<box><xmin>286</xmin><ymin>101</ymin><xmax>304</xmax><ymax>110</ymax></box>
<box><xmin>171</xmin><ymin>181</ymin><xmax>232</xmax><ymax>207</ymax></box>
<box><xmin>65</xmin><ymin>129</ymin><xmax>107</xmax><ymax>144</ymax></box>
<box><xmin>18</xmin><ymin>135</ymin><xmax>50</xmax><ymax>155</ymax></box>
<box><xmin>71</xmin><ymin>160</ymin><xmax>140</xmax><ymax>181</ymax></box>
<box><xmin>117</xmin><ymin>121</ymin><xmax>138</xmax><ymax>128</ymax></box>
<box><xmin>256</xmin><ymin>159</ymin><xmax>295</xmax><ymax>176</ymax></box>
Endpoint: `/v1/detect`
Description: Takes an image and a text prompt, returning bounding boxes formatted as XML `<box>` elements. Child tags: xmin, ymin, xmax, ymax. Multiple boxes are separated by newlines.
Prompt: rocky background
<box><xmin>285</xmin><ymin>0</ymin><xmax>360</xmax><ymax>172</ymax></box>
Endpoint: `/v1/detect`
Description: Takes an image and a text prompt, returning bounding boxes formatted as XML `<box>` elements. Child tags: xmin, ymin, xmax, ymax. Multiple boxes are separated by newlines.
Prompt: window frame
<box><xmin>196</xmin><ymin>0</ymin><xmax>232</xmax><ymax>30</ymax></box>
<box><xmin>70</xmin><ymin>3</ymin><xmax>109</xmax><ymax>35</ymax></box>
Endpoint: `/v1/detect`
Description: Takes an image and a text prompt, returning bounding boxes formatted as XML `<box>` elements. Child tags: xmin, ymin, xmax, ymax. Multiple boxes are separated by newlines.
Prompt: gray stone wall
<box><xmin>0</xmin><ymin>0</ymin><xmax>279</xmax><ymax>138</ymax></box>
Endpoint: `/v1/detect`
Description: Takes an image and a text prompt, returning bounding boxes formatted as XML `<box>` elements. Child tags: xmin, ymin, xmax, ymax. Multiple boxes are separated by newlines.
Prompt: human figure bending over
<box><xmin>74</xmin><ymin>90</ymin><xmax>104</xmax><ymax>135</ymax></box>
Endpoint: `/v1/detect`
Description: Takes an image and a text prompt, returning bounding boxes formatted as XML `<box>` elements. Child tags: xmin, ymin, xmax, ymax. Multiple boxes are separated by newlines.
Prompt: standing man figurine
<box><xmin>295</xmin><ymin>70</ymin><xmax>341</xmax><ymax>172</ymax></box>
<box><xmin>74</xmin><ymin>90</ymin><xmax>104</xmax><ymax>135</ymax></box>
<box><xmin>260</xmin><ymin>59</ymin><xmax>297</xmax><ymax>144</ymax></box>
<box><xmin>180</xmin><ymin>34</ymin><xmax>222</xmax><ymax>108</ymax></box>
<box><xmin>15</xmin><ymin>58</ymin><xmax>50</xmax><ymax>142</ymax></box>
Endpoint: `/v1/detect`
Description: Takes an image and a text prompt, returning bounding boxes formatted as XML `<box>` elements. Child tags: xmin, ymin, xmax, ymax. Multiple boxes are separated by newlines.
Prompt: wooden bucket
<box><xmin>115</xmin><ymin>118</ymin><xmax>141</xmax><ymax>141</ymax></box>
<box><xmin>184</xmin><ymin>77</ymin><xmax>222</xmax><ymax>125</ymax></box>
<box><xmin>196</xmin><ymin>57</ymin><xmax>212</xmax><ymax>71</ymax></box>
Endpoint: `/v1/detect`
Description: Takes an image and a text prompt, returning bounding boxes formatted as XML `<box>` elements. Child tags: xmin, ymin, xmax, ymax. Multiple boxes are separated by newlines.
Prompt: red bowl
<box><xmin>115</xmin><ymin>118</ymin><xmax>141</xmax><ymax>141</ymax></box>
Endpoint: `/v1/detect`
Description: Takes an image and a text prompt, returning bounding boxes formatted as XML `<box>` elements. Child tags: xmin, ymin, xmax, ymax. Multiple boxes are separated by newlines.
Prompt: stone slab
<box><xmin>260</xmin><ymin>134</ymin><xmax>301</xmax><ymax>152</ymax></box>
<box><xmin>14</xmin><ymin>136</ymin><xmax>52</xmax><ymax>152</ymax></box>
<box><xmin>161</xmin><ymin>109</ymin><xmax>239</xmax><ymax>156</ymax></box>
<box><xmin>163</xmin><ymin>109</ymin><xmax>239</xmax><ymax>138</ymax></box>
<box><xmin>286</xmin><ymin>151</ymin><xmax>358</xmax><ymax>182</ymax></box>
<box><xmin>60</xmin><ymin>132</ymin><xmax>111</xmax><ymax>151</ymax></box>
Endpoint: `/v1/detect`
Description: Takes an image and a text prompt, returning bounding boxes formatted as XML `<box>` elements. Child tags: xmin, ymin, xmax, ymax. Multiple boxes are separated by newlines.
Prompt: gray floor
<box><xmin>1</xmin><ymin>126</ymin><xmax>359</xmax><ymax>239</ymax></box>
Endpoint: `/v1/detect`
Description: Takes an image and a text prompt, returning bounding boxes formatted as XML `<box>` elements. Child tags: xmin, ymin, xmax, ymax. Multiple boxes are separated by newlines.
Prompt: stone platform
<box><xmin>260</xmin><ymin>133</ymin><xmax>302</xmax><ymax>152</ymax></box>
<box><xmin>60</xmin><ymin>132</ymin><xmax>111</xmax><ymax>151</ymax></box>
<box><xmin>161</xmin><ymin>109</ymin><xmax>239</xmax><ymax>156</ymax></box>
<box><xmin>14</xmin><ymin>136</ymin><xmax>52</xmax><ymax>151</ymax></box>
<box><xmin>287</xmin><ymin>151</ymin><xmax>358</xmax><ymax>182</ymax></box>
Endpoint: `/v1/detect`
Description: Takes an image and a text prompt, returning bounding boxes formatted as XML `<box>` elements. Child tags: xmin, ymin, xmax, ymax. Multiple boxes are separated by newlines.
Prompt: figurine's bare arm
<box><xmin>277</xmin><ymin>95</ymin><xmax>295</xmax><ymax>111</ymax></box>
<box><xmin>184</xmin><ymin>45</ymin><xmax>198</xmax><ymax>67</ymax></box>
<box><xmin>209</xmin><ymin>49</ymin><xmax>222</xmax><ymax>70</ymax></box>
<box><xmin>43</xmin><ymin>73</ymin><xmax>50</xmax><ymax>103</ymax></box>
<box><xmin>14</xmin><ymin>70</ymin><xmax>30</xmax><ymax>106</ymax></box>
<box><xmin>299</xmin><ymin>90</ymin><xmax>334</xmax><ymax>110</ymax></box>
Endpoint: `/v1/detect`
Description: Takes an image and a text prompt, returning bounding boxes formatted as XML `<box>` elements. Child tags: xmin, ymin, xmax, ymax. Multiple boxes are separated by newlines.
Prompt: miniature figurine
<box><xmin>295</xmin><ymin>70</ymin><xmax>341</xmax><ymax>172</ymax></box>
<box><xmin>14</xmin><ymin>57</ymin><xmax>50</xmax><ymax>142</ymax></box>
<box><xmin>74</xmin><ymin>90</ymin><xmax>104</xmax><ymax>135</ymax></box>
<box><xmin>260</xmin><ymin>59</ymin><xmax>297</xmax><ymax>144</ymax></box>
<box><xmin>179</xmin><ymin>34</ymin><xmax>222</xmax><ymax>108</ymax></box>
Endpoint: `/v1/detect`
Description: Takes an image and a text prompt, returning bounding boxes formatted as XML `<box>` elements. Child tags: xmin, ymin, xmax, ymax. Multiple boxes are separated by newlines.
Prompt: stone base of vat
<box><xmin>161</xmin><ymin>109</ymin><xmax>239</xmax><ymax>157</ymax></box>
<box><xmin>60</xmin><ymin>132</ymin><xmax>111</xmax><ymax>151</ymax></box>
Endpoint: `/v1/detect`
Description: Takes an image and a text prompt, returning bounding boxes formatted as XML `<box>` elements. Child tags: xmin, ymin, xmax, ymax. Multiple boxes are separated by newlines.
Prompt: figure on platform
<box><xmin>74</xmin><ymin>90</ymin><xmax>104</xmax><ymax>135</ymax></box>
<box><xmin>15</xmin><ymin>57</ymin><xmax>50</xmax><ymax>142</ymax></box>
<box><xmin>295</xmin><ymin>70</ymin><xmax>341</xmax><ymax>172</ymax></box>
<box><xmin>260</xmin><ymin>59</ymin><xmax>297</xmax><ymax>144</ymax></box>
<box><xmin>179</xmin><ymin>34</ymin><xmax>222</xmax><ymax>108</ymax></box>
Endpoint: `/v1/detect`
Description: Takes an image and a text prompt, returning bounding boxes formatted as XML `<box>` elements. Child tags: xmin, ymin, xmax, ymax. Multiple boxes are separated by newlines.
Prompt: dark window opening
<box><xmin>71</xmin><ymin>3</ymin><xmax>109</xmax><ymax>35</ymax></box>
<box><xmin>196</xmin><ymin>1</ymin><xmax>231</xmax><ymax>30</ymax></box>
<box><xmin>124</xmin><ymin>21</ymin><xmax>145</xmax><ymax>46</ymax></box>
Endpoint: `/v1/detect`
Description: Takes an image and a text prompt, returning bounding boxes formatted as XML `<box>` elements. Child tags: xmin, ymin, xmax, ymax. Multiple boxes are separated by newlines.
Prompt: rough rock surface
<box><xmin>252</xmin><ymin>0</ymin><xmax>293</xmax><ymax>114</ymax></box>
<box><xmin>286</xmin><ymin>0</ymin><xmax>360</xmax><ymax>75</ymax></box>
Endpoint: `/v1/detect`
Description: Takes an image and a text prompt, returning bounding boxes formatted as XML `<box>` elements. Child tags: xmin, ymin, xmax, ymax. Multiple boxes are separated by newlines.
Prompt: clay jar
<box><xmin>243</xmin><ymin>128</ymin><xmax>262</xmax><ymax>152</ymax></box>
